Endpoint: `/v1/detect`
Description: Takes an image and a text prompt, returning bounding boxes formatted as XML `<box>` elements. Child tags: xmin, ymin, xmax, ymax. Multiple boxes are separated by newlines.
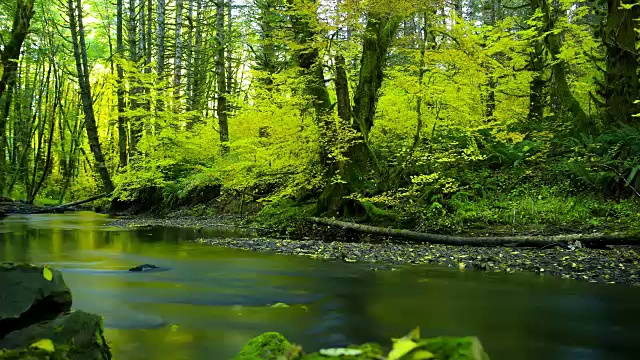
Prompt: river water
<box><xmin>1</xmin><ymin>212</ymin><xmax>639</xmax><ymax>360</ymax></box>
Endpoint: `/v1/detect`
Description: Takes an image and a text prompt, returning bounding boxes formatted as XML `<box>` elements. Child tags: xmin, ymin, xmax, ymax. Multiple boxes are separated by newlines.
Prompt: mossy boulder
<box><xmin>234</xmin><ymin>332</ymin><xmax>300</xmax><ymax>360</ymax></box>
<box><xmin>0</xmin><ymin>263</ymin><xmax>72</xmax><ymax>337</ymax></box>
<box><xmin>0</xmin><ymin>311</ymin><xmax>111</xmax><ymax>360</ymax></box>
<box><xmin>235</xmin><ymin>332</ymin><xmax>490</xmax><ymax>360</ymax></box>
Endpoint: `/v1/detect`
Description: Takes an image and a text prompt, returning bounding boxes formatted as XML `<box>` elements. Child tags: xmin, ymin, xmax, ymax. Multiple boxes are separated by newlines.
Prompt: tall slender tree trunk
<box><xmin>216</xmin><ymin>0</ymin><xmax>229</xmax><ymax>153</ymax></box>
<box><xmin>226</xmin><ymin>0</ymin><xmax>234</xmax><ymax>95</ymax></box>
<box><xmin>156</xmin><ymin>0</ymin><xmax>166</xmax><ymax>111</ymax></box>
<box><xmin>0</xmin><ymin>0</ymin><xmax>35</xmax><ymax>196</ymax></box>
<box><xmin>174</xmin><ymin>0</ymin><xmax>184</xmax><ymax>105</ymax></box>
<box><xmin>116</xmin><ymin>0</ymin><xmax>128</xmax><ymax>167</ymax></box>
<box><xmin>67</xmin><ymin>0</ymin><xmax>115</xmax><ymax>193</ymax></box>
<box><xmin>191</xmin><ymin>0</ymin><xmax>203</xmax><ymax>114</ymax></box>
<box><xmin>128</xmin><ymin>0</ymin><xmax>142</xmax><ymax>156</ymax></box>
<box><xmin>186</xmin><ymin>0</ymin><xmax>194</xmax><ymax>109</ymax></box>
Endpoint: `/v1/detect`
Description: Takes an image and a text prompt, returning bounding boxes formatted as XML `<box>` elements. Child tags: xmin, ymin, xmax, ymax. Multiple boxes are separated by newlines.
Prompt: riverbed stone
<box><xmin>0</xmin><ymin>310</ymin><xmax>111</xmax><ymax>360</ymax></box>
<box><xmin>0</xmin><ymin>263</ymin><xmax>72</xmax><ymax>337</ymax></box>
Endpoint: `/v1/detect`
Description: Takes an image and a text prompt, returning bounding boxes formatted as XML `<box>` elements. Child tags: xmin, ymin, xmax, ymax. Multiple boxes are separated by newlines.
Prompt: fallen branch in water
<box><xmin>34</xmin><ymin>193</ymin><xmax>110</xmax><ymax>214</ymax></box>
<box><xmin>306</xmin><ymin>217</ymin><xmax>640</xmax><ymax>248</ymax></box>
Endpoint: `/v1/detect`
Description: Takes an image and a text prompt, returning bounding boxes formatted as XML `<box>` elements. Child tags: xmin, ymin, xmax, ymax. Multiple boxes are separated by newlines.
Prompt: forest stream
<box><xmin>1</xmin><ymin>212</ymin><xmax>640</xmax><ymax>360</ymax></box>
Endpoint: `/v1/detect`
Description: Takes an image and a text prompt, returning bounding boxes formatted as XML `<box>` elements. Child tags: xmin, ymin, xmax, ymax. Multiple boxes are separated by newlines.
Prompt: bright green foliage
<box><xmin>0</xmin><ymin>0</ymin><xmax>638</xmax><ymax>232</ymax></box>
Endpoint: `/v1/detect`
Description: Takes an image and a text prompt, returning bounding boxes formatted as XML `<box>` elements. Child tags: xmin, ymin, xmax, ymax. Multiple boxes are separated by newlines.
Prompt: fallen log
<box><xmin>33</xmin><ymin>193</ymin><xmax>110</xmax><ymax>214</ymax></box>
<box><xmin>306</xmin><ymin>217</ymin><xmax>640</xmax><ymax>247</ymax></box>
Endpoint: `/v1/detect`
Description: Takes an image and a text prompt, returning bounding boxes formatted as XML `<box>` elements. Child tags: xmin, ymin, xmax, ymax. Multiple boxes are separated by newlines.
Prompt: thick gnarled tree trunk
<box><xmin>603</xmin><ymin>0</ymin><xmax>639</xmax><ymax>125</ymax></box>
<box><xmin>317</xmin><ymin>12</ymin><xmax>401</xmax><ymax>216</ymax></box>
<box><xmin>532</xmin><ymin>0</ymin><xmax>587</xmax><ymax>127</ymax></box>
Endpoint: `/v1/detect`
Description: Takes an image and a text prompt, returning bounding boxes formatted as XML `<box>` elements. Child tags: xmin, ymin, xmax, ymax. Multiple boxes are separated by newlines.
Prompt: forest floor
<box><xmin>108</xmin><ymin>213</ymin><xmax>640</xmax><ymax>287</ymax></box>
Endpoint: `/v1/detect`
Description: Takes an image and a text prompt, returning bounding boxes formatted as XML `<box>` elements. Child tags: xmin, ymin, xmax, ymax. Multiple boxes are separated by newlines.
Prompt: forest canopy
<box><xmin>1</xmin><ymin>0</ymin><xmax>639</xmax><ymax>231</ymax></box>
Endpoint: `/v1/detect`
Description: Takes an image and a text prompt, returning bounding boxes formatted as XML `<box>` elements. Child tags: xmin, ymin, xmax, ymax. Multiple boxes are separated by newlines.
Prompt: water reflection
<box><xmin>1</xmin><ymin>212</ymin><xmax>640</xmax><ymax>360</ymax></box>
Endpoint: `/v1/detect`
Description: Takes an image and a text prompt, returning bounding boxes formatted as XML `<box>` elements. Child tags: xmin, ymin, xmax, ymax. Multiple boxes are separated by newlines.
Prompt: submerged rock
<box><xmin>128</xmin><ymin>264</ymin><xmax>169</xmax><ymax>272</ymax></box>
<box><xmin>235</xmin><ymin>332</ymin><xmax>490</xmax><ymax>360</ymax></box>
<box><xmin>0</xmin><ymin>263</ymin><xmax>72</xmax><ymax>338</ymax></box>
<box><xmin>0</xmin><ymin>310</ymin><xmax>111</xmax><ymax>360</ymax></box>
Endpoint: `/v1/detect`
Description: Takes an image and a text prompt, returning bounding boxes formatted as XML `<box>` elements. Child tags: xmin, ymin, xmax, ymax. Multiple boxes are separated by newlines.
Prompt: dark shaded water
<box><xmin>1</xmin><ymin>212</ymin><xmax>640</xmax><ymax>360</ymax></box>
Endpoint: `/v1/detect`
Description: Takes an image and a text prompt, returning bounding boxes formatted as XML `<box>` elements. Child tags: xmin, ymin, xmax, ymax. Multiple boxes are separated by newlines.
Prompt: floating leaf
<box><xmin>170</xmin><ymin>325</ymin><xmax>179</xmax><ymax>332</ymax></box>
<box><xmin>270</xmin><ymin>302</ymin><xmax>290</xmax><ymax>308</ymax></box>
<box><xmin>43</xmin><ymin>267</ymin><xmax>53</xmax><ymax>281</ymax></box>
<box><xmin>318</xmin><ymin>348</ymin><xmax>364</xmax><ymax>357</ymax></box>
<box><xmin>30</xmin><ymin>339</ymin><xmax>55</xmax><ymax>353</ymax></box>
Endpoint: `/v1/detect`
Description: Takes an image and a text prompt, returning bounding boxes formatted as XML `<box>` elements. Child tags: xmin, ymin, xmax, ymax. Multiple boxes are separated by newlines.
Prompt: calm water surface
<box><xmin>1</xmin><ymin>212</ymin><xmax>639</xmax><ymax>360</ymax></box>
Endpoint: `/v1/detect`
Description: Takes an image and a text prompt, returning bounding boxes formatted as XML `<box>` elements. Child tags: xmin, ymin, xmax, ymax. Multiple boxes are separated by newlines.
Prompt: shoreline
<box><xmin>108</xmin><ymin>216</ymin><xmax>640</xmax><ymax>287</ymax></box>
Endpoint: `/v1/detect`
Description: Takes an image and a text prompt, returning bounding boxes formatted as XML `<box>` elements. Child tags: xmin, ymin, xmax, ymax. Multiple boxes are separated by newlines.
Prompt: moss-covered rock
<box><xmin>0</xmin><ymin>263</ymin><xmax>72</xmax><ymax>337</ymax></box>
<box><xmin>0</xmin><ymin>310</ymin><xmax>111</xmax><ymax>360</ymax></box>
<box><xmin>234</xmin><ymin>332</ymin><xmax>490</xmax><ymax>360</ymax></box>
<box><xmin>234</xmin><ymin>332</ymin><xmax>300</xmax><ymax>360</ymax></box>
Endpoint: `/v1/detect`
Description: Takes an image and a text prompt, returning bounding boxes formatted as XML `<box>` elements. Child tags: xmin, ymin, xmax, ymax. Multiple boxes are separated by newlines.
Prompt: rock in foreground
<box><xmin>234</xmin><ymin>329</ymin><xmax>490</xmax><ymax>360</ymax></box>
<box><xmin>0</xmin><ymin>263</ymin><xmax>111</xmax><ymax>360</ymax></box>
<box><xmin>0</xmin><ymin>263</ymin><xmax>72</xmax><ymax>338</ymax></box>
<box><xmin>0</xmin><ymin>311</ymin><xmax>111</xmax><ymax>360</ymax></box>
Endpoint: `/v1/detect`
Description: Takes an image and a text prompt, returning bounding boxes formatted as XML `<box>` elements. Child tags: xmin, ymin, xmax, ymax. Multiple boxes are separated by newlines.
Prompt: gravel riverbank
<box><xmin>194</xmin><ymin>237</ymin><xmax>640</xmax><ymax>286</ymax></box>
<box><xmin>108</xmin><ymin>217</ymin><xmax>640</xmax><ymax>287</ymax></box>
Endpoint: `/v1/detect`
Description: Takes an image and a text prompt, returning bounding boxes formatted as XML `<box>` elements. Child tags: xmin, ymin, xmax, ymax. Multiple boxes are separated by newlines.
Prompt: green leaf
<box><xmin>30</xmin><ymin>339</ymin><xmax>55</xmax><ymax>353</ymax></box>
<box><xmin>318</xmin><ymin>348</ymin><xmax>364</xmax><ymax>357</ymax></box>
<box><xmin>411</xmin><ymin>350</ymin><xmax>435</xmax><ymax>360</ymax></box>
<box><xmin>43</xmin><ymin>267</ymin><xmax>53</xmax><ymax>281</ymax></box>
<box><xmin>388</xmin><ymin>339</ymin><xmax>418</xmax><ymax>360</ymax></box>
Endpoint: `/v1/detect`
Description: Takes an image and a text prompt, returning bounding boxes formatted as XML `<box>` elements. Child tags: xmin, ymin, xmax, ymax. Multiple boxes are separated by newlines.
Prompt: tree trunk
<box><xmin>352</xmin><ymin>13</ymin><xmax>401</xmax><ymax>142</ymax></box>
<box><xmin>527</xmin><ymin>38</ymin><xmax>546</xmax><ymax>122</ymax></box>
<box><xmin>186</xmin><ymin>0</ymin><xmax>194</xmax><ymax>109</ymax></box>
<box><xmin>116</xmin><ymin>0</ymin><xmax>128</xmax><ymax>167</ymax></box>
<box><xmin>156</xmin><ymin>0</ymin><xmax>166</xmax><ymax>111</ymax></box>
<box><xmin>603</xmin><ymin>0</ymin><xmax>639</xmax><ymax>125</ymax></box>
<box><xmin>317</xmin><ymin>12</ymin><xmax>401</xmax><ymax>216</ymax></box>
<box><xmin>288</xmin><ymin>0</ymin><xmax>331</xmax><ymax>117</ymax></box>
<box><xmin>0</xmin><ymin>0</ymin><xmax>35</xmax><ymax>196</ymax></box>
<box><xmin>335</xmin><ymin>55</ymin><xmax>351</xmax><ymax>123</ymax></box>
<box><xmin>255</xmin><ymin>0</ymin><xmax>278</xmax><ymax>88</ymax></box>
<box><xmin>174</xmin><ymin>0</ymin><xmax>184</xmax><ymax>105</ymax></box>
<box><xmin>533</xmin><ymin>0</ymin><xmax>587</xmax><ymax>127</ymax></box>
<box><xmin>67</xmin><ymin>0</ymin><xmax>115</xmax><ymax>193</ymax></box>
<box><xmin>226</xmin><ymin>0</ymin><xmax>234</xmax><ymax>95</ymax></box>
<box><xmin>216</xmin><ymin>0</ymin><xmax>229</xmax><ymax>153</ymax></box>
<box><xmin>306</xmin><ymin>217</ymin><xmax>640</xmax><ymax>248</ymax></box>
<box><xmin>128</xmin><ymin>0</ymin><xmax>143</xmax><ymax>156</ymax></box>
<box><xmin>191</xmin><ymin>0</ymin><xmax>204</xmax><ymax>114</ymax></box>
